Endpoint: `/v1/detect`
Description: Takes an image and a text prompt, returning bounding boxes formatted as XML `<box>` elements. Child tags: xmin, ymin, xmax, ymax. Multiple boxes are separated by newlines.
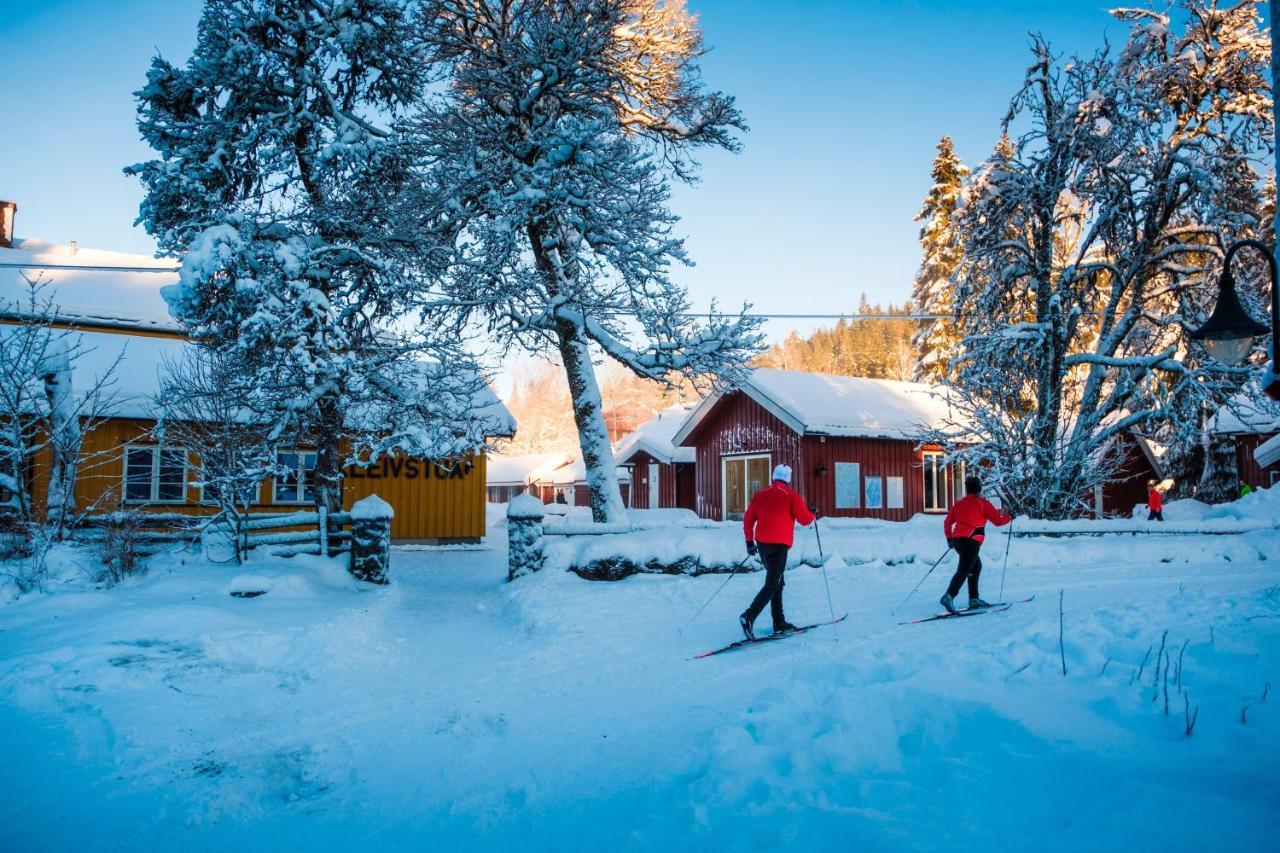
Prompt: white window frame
<box><xmin>272</xmin><ymin>449</ymin><xmax>319</xmax><ymax>505</ymax></box>
<box><xmin>122</xmin><ymin>444</ymin><xmax>189</xmax><ymax>505</ymax></box>
<box><xmin>721</xmin><ymin>452</ymin><xmax>771</xmax><ymax>520</ymax></box>
<box><xmin>922</xmin><ymin>451</ymin><xmax>958</xmax><ymax>514</ymax></box>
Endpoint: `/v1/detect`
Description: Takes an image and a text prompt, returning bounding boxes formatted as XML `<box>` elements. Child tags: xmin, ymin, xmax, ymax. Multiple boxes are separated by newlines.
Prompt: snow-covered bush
<box><xmin>97</xmin><ymin>511</ymin><xmax>146</xmax><ymax>586</ymax></box>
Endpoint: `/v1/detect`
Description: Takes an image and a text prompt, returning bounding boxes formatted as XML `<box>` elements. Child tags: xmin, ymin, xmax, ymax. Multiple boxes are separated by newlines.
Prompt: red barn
<box><xmin>672</xmin><ymin>369</ymin><xmax>966</xmax><ymax>522</ymax></box>
<box><xmin>614</xmin><ymin>404</ymin><xmax>697</xmax><ymax>511</ymax></box>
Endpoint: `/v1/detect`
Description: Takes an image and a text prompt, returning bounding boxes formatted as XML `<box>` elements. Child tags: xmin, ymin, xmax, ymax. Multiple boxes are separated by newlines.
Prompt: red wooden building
<box><xmin>1210</xmin><ymin>388</ymin><xmax>1280</xmax><ymax>490</ymax></box>
<box><xmin>614</xmin><ymin>403</ymin><xmax>697</xmax><ymax>511</ymax></box>
<box><xmin>672</xmin><ymin>369</ymin><xmax>967</xmax><ymax>522</ymax></box>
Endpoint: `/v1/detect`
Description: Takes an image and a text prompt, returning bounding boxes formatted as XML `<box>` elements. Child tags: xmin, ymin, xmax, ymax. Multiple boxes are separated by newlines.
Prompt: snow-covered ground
<box><xmin>3</xmin><ymin>498</ymin><xmax>1280</xmax><ymax>851</ymax></box>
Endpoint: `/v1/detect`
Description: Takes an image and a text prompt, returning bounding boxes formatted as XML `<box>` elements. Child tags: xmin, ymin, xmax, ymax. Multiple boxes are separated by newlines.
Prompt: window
<box><xmin>922</xmin><ymin>452</ymin><xmax>963</xmax><ymax>513</ymax></box>
<box><xmin>834</xmin><ymin>462</ymin><xmax>861</xmax><ymax>509</ymax></box>
<box><xmin>865</xmin><ymin>476</ymin><xmax>883</xmax><ymax>509</ymax></box>
<box><xmin>722</xmin><ymin>454</ymin><xmax>771</xmax><ymax>519</ymax></box>
<box><xmin>123</xmin><ymin>446</ymin><xmax>188</xmax><ymax>504</ymax></box>
<box><xmin>886</xmin><ymin>476</ymin><xmax>904</xmax><ymax>509</ymax></box>
<box><xmin>273</xmin><ymin>451</ymin><xmax>318</xmax><ymax>504</ymax></box>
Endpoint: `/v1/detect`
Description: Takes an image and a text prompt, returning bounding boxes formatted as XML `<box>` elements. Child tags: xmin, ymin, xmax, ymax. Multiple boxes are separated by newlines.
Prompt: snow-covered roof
<box><xmin>486</xmin><ymin>452</ymin><xmax>569</xmax><ymax>486</ymax></box>
<box><xmin>0</xmin><ymin>326</ymin><xmax>192</xmax><ymax>420</ymax></box>
<box><xmin>1209</xmin><ymin>386</ymin><xmax>1280</xmax><ymax>435</ymax></box>
<box><xmin>1255</xmin><ymin>433</ymin><xmax>1280</xmax><ymax>469</ymax></box>
<box><xmin>529</xmin><ymin>454</ymin><xmax>631</xmax><ymax>486</ymax></box>
<box><xmin>613</xmin><ymin>403</ymin><xmax>697</xmax><ymax>465</ymax></box>
<box><xmin>0</xmin><ymin>238</ymin><xmax>181</xmax><ymax>333</ymax></box>
<box><xmin>674</xmin><ymin>368</ymin><xmax>957</xmax><ymax>444</ymax></box>
<box><xmin>0</xmin><ymin>326</ymin><xmax>514</xmax><ymax>439</ymax></box>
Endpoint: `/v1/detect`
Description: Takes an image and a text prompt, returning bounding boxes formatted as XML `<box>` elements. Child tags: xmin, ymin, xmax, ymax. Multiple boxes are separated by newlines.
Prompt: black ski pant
<box><xmin>744</xmin><ymin>542</ymin><xmax>788</xmax><ymax>628</ymax></box>
<box><xmin>1148</xmin><ymin>509</ymin><xmax>1164</xmax><ymax>521</ymax></box>
<box><xmin>945</xmin><ymin>537</ymin><xmax>983</xmax><ymax>600</ymax></box>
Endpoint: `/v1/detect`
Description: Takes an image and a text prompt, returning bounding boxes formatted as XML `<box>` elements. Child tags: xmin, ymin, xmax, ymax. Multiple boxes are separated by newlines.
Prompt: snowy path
<box><xmin>2</xmin><ymin>530</ymin><xmax>1279</xmax><ymax>851</ymax></box>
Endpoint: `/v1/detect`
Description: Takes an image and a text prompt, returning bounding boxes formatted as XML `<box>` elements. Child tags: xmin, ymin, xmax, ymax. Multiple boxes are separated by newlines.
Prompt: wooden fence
<box><xmin>75</xmin><ymin>509</ymin><xmax>354</xmax><ymax>558</ymax></box>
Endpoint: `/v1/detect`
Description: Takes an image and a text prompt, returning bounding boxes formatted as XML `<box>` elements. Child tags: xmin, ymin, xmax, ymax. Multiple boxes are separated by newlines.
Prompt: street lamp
<box><xmin>1190</xmin><ymin>238</ymin><xmax>1280</xmax><ymax>401</ymax></box>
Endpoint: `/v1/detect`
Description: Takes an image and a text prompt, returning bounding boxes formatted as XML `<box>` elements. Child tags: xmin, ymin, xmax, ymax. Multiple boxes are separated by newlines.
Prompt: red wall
<box><xmin>1099</xmin><ymin>436</ymin><xmax>1160</xmax><ymax>517</ymax></box>
<box><xmin>802</xmin><ymin>434</ymin><xmax>930</xmax><ymax>522</ymax></box>
<box><xmin>1237</xmin><ymin>432</ymin><xmax>1280</xmax><ymax>489</ymax></box>
<box><xmin>688</xmin><ymin>391</ymin><xmax>804</xmax><ymax>521</ymax></box>
<box><xmin>626</xmin><ymin>451</ymin><xmax>686</xmax><ymax>510</ymax></box>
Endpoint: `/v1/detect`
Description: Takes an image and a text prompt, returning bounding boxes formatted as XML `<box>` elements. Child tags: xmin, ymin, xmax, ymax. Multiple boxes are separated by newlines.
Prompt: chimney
<box><xmin>0</xmin><ymin>201</ymin><xmax>14</xmax><ymax>249</ymax></box>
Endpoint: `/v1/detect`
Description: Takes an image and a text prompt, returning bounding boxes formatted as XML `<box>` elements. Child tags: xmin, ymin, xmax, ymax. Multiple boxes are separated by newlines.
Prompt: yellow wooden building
<box><xmin>2</xmin><ymin>233</ymin><xmax>513</xmax><ymax>543</ymax></box>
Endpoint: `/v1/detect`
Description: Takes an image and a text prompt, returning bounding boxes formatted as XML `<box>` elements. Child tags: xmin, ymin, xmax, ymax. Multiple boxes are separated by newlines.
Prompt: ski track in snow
<box><xmin>1</xmin><ymin>528</ymin><xmax>1279</xmax><ymax>851</ymax></box>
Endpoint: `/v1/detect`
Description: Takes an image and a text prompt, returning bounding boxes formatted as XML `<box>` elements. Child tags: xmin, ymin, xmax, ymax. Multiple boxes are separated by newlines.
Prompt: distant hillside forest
<box><xmin>753</xmin><ymin>296</ymin><xmax>917</xmax><ymax>380</ymax></box>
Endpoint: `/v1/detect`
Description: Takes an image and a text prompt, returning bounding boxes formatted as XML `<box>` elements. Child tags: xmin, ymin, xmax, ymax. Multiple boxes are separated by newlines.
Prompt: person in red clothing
<box><xmin>1147</xmin><ymin>480</ymin><xmax>1164</xmax><ymax>522</ymax></box>
<box><xmin>940</xmin><ymin>475</ymin><xmax>1013</xmax><ymax>614</ymax></box>
<box><xmin>739</xmin><ymin>463</ymin><xmax>816</xmax><ymax>640</ymax></box>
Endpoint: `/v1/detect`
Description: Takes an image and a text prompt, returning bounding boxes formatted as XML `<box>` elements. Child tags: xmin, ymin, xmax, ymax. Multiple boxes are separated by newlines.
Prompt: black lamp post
<box><xmin>1190</xmin><ymin>238</ymin><xmax>1280</xmax><ymax>401</ymax></box>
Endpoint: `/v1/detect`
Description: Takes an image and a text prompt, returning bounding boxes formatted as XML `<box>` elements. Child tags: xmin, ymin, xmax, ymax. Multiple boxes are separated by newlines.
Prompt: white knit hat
<box><xmin>772</xmin><ymin>464</ymin><xmax>792</xmax><ymax>483</ymax></box>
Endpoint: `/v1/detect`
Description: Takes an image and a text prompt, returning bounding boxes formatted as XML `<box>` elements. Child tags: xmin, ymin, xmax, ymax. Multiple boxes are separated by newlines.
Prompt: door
<box><xmin>648</xmin><ymin>463</ymin><xmax>660</xmax><ymax>509</ymax></box>
<box><xmin>675</xmin><ymin>463</ymin><xmax>696</xmax><ymax>511</ymax></box>
<box><xmin>722</xmin><ymin>454</ymin><xmax>771</xmax><ymax>520</ymax></box>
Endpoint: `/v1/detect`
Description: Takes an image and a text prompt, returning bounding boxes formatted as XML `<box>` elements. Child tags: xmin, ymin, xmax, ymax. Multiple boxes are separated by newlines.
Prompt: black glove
<box><xmin>947</xmin><ymin>537</ymin><xmax>959</xmax><ymax>549</ymax></box>
<box><xmin>746</xmin><ymin>540</ymin><xmax>758</xmax><ymax>557</ymax></box>
<box><xmin>807</xmin><ymin>502</ymin><xmax>819</xmax><ymax>516</ymax></box>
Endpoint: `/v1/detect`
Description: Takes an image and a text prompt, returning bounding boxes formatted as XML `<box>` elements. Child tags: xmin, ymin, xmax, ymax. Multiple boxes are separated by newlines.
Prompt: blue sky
<box><xmin>0</xmin><ymin>0</ymin><xmax>1241</xmax><ymax>342</ymax></box>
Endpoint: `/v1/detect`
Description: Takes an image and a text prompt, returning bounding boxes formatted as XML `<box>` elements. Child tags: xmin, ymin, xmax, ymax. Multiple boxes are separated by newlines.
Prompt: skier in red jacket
<box><xmin>1147</xmin><ymin>480</ymin><xmax>1164</xmax><ymax>521</ymax></box>
<box><xmin>940</xmin><ymin>475</ymin><xmax>1012</xmax><ymax>614</ymax></box>
<box><xmin>740</xmin><ymin>463</ymin><xmax>816</xmax><ymax>640</ymax></box>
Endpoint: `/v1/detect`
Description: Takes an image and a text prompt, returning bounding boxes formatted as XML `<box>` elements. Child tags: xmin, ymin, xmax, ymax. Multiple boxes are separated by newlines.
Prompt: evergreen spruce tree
<box><xmin>911</xmin><ymin>136</ymin><xmax>970</xmax><ymax>383</ymax></box>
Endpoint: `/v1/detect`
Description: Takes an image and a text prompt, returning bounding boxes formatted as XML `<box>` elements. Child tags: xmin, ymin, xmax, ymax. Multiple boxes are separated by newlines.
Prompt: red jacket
<box><xmin>744</xmin><ymin>482</ymin><xmax>815</xmax><ymax>547</ymax></box>
<box><xmin>944</xmin><ymin>495</ymin><xmax>1012</xmax><ymax>543</ymax></box>
<box><xmin>1148</xmin><ymin>488</ymin><xmax>1163</xmax><ymax>511</ymax></box>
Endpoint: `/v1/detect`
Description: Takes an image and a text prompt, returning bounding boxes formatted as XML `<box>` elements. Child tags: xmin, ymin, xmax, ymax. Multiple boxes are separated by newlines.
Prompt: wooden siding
<box><xmin>803</xmin><ymin>434</ymin><xmax>929</xmax><ymax>523</ymax></box>
<box><xmin>625</xmin><ymin>450</ymin><xmax>691</xmax><ymax>510</ymax></box>
<box><xmin>344</xmin><ymin>454</ymin><xmax>486</xmax><ymax>541</ymax></box>
<box><xmin>24</xmin><ymin>417</ymin><xmax>489</xmax><ymax>541</ymax></box>
<box><xmin>687</xmin><ymin>390</ymin><xmax>803</xmax><ymax>521</ymax></box>
<box><xmin>1237</xmin><ymin>432</ymin><xmax>1280</xmax><ymax>489</ymax></box>
<box><xmin>1099</xmin><ymin>436</ymin><xmax>1160</xmax><ymax>518</ymax></box>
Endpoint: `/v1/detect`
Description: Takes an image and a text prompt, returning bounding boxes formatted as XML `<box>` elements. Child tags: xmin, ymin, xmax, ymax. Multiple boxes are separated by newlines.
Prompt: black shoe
<box><xmin>739</xmin><ymin>613</ymin><xmax>756</xmax><ymax>641</ymax></box>
<box><xmin>773</xmin><ymin>621</ymin><xmax>799</xmax><ymax>634</ymax></box>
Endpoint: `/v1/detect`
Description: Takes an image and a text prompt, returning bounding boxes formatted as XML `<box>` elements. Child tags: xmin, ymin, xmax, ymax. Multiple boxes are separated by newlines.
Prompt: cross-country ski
<box><xmin>696</xmin><ymin>614</ymin><xmax>850</xmax><ymax>658</ymax></box>
<box><xmin>900</xmin><ymin>596</ymin><xmax>1037</xmax><ymax>626</ymax></box>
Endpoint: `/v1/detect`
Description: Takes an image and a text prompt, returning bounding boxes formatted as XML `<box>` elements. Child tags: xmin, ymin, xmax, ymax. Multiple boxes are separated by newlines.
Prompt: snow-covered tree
<box><xmin>128</xmin><ymin>0</ymin><xmax>494</xmax><ymax>516</ymax></box>
<box><xmin>938</xmin><ymin>1</ymin><xmax>1272</xmax><ymax>518</ymax></box>
<box><xmin>406</xmin><ymin>0</ymin><xmax>763</xmax><ymax>522</ymax></box>
<box><xmin>0</xmin><ymin>278</ymin><xmax>119</xmax><ymax>540</ymax></box>
<box><xmin>155</xmin><ymin>348</ymin><xmax>274</xmax><ymax>561</ymax></box>
<box><xmin>911</xmin><ymin>136</ymin><xmax>969</xmax><ymax>383</ymax></box>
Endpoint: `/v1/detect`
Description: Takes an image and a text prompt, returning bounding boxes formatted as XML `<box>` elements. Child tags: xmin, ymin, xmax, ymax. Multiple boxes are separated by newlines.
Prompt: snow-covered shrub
<box><xmin>97</xmin><ymin>511</ymin><xmax>146</xmax><ymax>586</ymax></box>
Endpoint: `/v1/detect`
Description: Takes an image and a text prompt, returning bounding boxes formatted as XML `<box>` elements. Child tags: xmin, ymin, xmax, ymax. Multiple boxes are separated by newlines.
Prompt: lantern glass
<box><xmin>1202</xmin><ymin>335</ymin><xmax>1255</xmax><ymax>365</ymax></box>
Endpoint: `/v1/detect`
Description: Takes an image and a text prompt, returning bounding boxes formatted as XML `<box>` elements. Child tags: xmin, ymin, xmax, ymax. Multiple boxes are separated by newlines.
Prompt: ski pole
<box><xmin>678</xmin><ymin>555</ymin><xmax>756</xmax><ymax>636</ymax></box>
<box><xmin>892</xmin><ymin>547</ymin><xmax>952</xmax><ymax>615</ymax></box>
<box><xmin>998</xmin><ymin>517</ymin><xmax>1015</xmax><ymax>603</ymax></box>
<box><xmin>813</xmin><ymin>515</ymin><xmax>838</xmax><ymax>640</ymax></box>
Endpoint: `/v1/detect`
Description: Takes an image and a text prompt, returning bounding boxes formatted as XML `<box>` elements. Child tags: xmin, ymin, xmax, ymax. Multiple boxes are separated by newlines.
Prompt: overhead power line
<box><xmin>0</xmin><ymin>260</ymin><xmax>957</xmax><ymax>320</ymax></box>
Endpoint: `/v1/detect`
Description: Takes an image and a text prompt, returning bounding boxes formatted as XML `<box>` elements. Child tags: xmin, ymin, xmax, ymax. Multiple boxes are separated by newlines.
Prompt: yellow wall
<box><xmin>27</xmin><ymin>418</ymin><xmax>488</xmax><ymax>541</ymax></box>
<box><xmin>343</xmin><ymin>453</ymin><xmax>487</xmax><ymax>541</ymax></box>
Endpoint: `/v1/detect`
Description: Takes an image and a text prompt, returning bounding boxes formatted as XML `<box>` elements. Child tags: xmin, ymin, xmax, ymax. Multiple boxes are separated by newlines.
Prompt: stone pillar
<box><xmin>349</xmin><ymin>494</ymin><xmax>393</xmax><ymax>585</ymax></box>
<box><xmin>507</xmin><ymin>493</ymin><xmax>545</xmax><ymax>581</ymax></box>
